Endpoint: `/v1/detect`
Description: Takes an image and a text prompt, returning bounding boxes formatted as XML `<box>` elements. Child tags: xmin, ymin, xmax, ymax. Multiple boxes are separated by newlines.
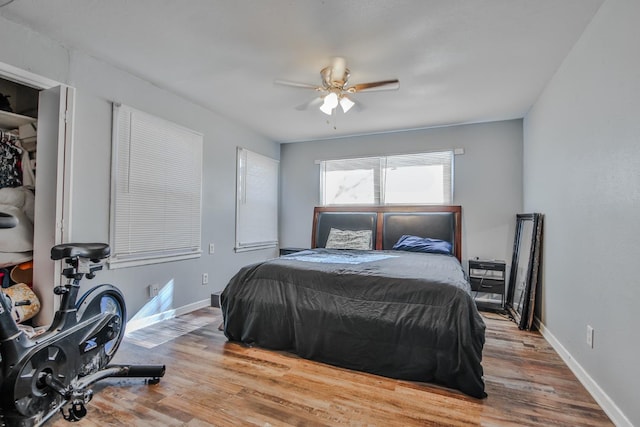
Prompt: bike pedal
<box><xmin>61</xmin><ymin>402</ymin><xmax>87</xmax><ymax>422</ymax></box>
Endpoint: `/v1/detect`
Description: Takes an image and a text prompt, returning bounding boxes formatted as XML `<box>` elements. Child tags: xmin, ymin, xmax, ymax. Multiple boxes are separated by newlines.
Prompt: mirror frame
<box><xmin>506</xmin><ymin>213</ymin><xmax>543</xmax><ymax>330</ymax></box>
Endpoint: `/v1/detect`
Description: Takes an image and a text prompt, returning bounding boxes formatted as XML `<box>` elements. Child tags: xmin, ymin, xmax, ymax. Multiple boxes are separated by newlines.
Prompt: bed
<box><xmin>220</xmin><ymin>205</ymin><xmax>486</xmax><ymax>398</ymax></box>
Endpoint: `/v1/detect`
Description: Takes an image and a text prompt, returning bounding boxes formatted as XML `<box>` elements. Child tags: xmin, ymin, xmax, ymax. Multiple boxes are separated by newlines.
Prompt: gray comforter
<box><xmin>221</xmin><ymin>249</ymin><xmax>486</xmax><ymax>398</ymax></box>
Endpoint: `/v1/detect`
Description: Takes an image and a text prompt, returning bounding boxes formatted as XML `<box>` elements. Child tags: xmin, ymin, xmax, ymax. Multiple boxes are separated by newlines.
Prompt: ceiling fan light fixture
<box><xmin>320</xmin><ymin>92</ymin><xmax>339</xmax><ymax>115</ymax></box>
<box><xmin>339</xmin><ymin>96</ymin><xmax>355</xmax><ymax>113</ymax></box>
<box><xmin>275</xmin><ymin>57</ymin><xmax>399</xmax><ymax>117</ymax></box>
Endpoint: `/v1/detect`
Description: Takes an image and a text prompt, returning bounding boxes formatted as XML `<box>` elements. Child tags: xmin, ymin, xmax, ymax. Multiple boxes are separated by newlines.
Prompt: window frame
<box><xmin>235</xmin><ymin>147</ymin><xmax>279</xmax><ymax>252</ymax></box>
<box><xmin>109</xmin><ymin>103</ymin><xmax>203</xmax><ymax>268</ymax></box>
<box><xmin>319</xmin><ymin>150</ymin><xmax>454</xmax><ymax>206</ymax></box>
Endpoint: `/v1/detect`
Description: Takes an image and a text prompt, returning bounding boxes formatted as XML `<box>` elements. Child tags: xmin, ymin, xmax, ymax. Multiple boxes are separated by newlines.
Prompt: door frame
<box><xmin>0</xmin><ymin>61</ymin><xmax>75</xmax><ymax>324</ymax></box>
<box><xmin>0</xmin><ymin>62</ymin><xmax>60</xmax><ymax>91</ymax></box>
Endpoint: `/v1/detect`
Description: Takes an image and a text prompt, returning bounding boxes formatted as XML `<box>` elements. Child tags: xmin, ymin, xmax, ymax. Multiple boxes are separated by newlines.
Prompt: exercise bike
<box><xmin>0</xmin><ymin>212</ymin><xmax>165</xmax><ymax>426</ymax></box>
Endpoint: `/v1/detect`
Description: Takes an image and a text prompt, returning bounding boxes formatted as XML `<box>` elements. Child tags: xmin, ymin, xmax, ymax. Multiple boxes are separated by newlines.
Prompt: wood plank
<box><xmin>47</xmin><ymin>308</ymin><xmax>613</xmax><ymax>426</ymax></box>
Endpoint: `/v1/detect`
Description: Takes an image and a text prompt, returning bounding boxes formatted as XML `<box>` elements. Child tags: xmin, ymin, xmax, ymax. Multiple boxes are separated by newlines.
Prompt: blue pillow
<box><xmin>392</xmin><ymin>235</ymin><xmax>452</xmax><ymax>255</ymax></box>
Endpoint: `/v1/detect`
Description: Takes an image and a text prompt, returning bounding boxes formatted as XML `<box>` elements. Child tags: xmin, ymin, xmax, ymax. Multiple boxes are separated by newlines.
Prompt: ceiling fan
<box><xmin>275</xmin><ymin>57</ymin><xmax>400</xmax><ymax>115</ymax></box>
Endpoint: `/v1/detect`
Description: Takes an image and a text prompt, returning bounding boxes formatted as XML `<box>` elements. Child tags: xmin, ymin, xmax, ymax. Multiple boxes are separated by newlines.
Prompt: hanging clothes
<box><xmin>17</xmin><ymin>140</ymin><xmax>34</xmax><ymax>187</ymax></box>
<box><xmin>1</xmin><ymin>131</ymin><xmax>23</xmax><ymax>188</ymax></box>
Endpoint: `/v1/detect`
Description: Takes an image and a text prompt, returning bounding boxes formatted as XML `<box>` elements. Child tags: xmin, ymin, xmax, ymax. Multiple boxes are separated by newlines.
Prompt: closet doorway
<box><xmin>0</xmin><ymin>62</ymin><xmax>75</xmax><ymax>326</ymax></box>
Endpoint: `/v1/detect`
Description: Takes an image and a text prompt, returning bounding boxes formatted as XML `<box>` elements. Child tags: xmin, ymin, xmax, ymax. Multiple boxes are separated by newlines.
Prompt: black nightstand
<box><xmin>468</xmin><ymin>259</ymin><xmax>506</xmax><ymax>311</ymax></box>
<box><xmin>279</xmin><ymin>247</ymin><xmax>308</xmax><ymax>256</ymax></box>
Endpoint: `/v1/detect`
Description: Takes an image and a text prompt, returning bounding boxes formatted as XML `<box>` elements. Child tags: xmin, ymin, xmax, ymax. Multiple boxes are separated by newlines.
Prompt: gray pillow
<box><xmin>325</xmin><ymin>228</ymin><xmax>373</xmax><ymax>250</ymax></box>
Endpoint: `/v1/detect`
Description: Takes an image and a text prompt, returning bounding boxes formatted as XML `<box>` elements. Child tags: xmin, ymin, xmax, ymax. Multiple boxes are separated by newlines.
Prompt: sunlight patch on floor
<box><xmin>124</xmin><ymin>311</ymin><xmax>216</xmax><ymax>348</ymax></box>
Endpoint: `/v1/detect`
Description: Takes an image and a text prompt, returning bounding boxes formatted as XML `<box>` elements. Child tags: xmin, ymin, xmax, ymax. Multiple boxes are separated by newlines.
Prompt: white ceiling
<box><xmin>0</xmin><ymin>0</ymin><xmax>603</xmax><ymax>143</ymax></box>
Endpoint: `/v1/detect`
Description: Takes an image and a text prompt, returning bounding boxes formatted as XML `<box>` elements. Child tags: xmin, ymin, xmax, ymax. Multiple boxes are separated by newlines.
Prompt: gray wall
<box><xmin>279</xmin><ymin>120</ymin><xmax>523</xmax><ymax>267</ymax></box>
<box><xmin>523</xmin><ymin>0</ymin><xmax>639</xmax><ymax>425</ymax></box>
<box><xmin>0</xmin><ymin>16</ymin><xmax>279</xmax><ymax>322</ymax></box>
<box><xmin>6</xmin><ymin>5</ymin><xmax>633</xmax><ymax>424</ymax></box>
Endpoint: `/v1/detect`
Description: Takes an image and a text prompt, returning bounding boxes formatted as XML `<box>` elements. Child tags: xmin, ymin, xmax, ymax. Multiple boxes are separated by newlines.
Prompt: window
<box><xmin>320</xmin><ymin>151</ymin><xmax>453</xmax><ymax>205</ymax></box>
<box><xmin>110</xmin><ymin>104</ymin><xmax>203</xmax><ymax>268</ymax></box>
<box><xmin>235</xmin><ymin>147</ymin><xmax>279</xmax><ymax>251</ymax></box>
<box><xmin>320</xmin><ymin>157</ymin><xmax>379</xmax><ymax>205</ymax></box>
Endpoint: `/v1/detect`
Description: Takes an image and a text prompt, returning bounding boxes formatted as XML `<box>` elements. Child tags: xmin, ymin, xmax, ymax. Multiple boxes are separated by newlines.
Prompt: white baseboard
<box><xmin>125</xmin><ymin>298</ymin><xmax>210</xmax><ymax>334</ymax></box>
<box><xmin>535</xmin><ymin>318</ymin><xmax>632</xmax><ymax>427</ymax></box>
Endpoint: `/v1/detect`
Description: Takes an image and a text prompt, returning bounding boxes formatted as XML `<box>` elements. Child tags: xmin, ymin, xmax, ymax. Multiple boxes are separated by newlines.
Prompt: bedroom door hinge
<box><xmin>63</xmin><ymin>110</ymin><xmax>70</xmax><ymax>123</ymax></box>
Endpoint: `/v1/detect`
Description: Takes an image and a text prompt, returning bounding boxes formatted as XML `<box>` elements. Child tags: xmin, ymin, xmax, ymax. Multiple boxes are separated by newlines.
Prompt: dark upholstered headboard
<box><xmin>314</xmin><ymin>212</ymin><xmax>378</xmax><ymax>249</ymax></box>
<box><xmin>311</xmin><ymin>206</ymin><xmax>462</xmax><ymax>261</ymax></box>
<box><xmin>382</xmin><ymin>212</ymin><xmax>456</xmax><ymax>251</ymax></box>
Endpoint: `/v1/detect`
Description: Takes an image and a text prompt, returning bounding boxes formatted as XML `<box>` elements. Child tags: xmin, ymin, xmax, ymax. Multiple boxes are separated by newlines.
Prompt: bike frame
<box><xmin>0</xmin><ymin>273</ymin><xmax>83</xmax><ymax>358</ymax></box>
<box><xmin>0</xmin><ymin>262</ymin><xmax>119</xmax><ymax>361</ymax></box>
<box><xmin>0</xmin><ymin>270</ymin><xmax>119</xmax><ymax>411</ymax></box>
<box><xmin>1</xmin><ymin>217</ymin><xmax>165</xmax><ymax>425</ymax></box>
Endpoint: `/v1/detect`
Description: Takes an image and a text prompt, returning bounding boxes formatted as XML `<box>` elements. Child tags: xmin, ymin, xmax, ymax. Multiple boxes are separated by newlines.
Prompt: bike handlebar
<box><xmin>0</xmin><ymin>212</ymin><xmax>18</xmax><ymax>229</ymax></box>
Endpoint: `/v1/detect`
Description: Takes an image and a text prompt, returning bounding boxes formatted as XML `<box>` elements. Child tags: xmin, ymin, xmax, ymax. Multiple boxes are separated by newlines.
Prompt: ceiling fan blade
<box><xmin>274</xmin><ymin>79</ymin><xmax>321</xmax><ymax>90</ymax></box>
<box><xmin>348</xmin><ymin>79</ymin><xmax>400</xmax><ymax>93</ymax></box>
<box><xmin>295</xmin><ymin>97</ymin><xmax>323</xmax><ymax>111</ymax></box>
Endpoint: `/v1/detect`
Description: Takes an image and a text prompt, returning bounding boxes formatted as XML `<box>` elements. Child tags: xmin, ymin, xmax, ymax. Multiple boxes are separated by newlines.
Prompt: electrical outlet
<box><xmin>586</xmin><ymin>325</ymin><xmax>594</xmax><ymax>348</ymax></box>
<box><xmin>149</xmin><ymin>284</ymin><xmax>159</xmax><ymax>298</ymax></box>
<box><xmin>202</xmin><ymin>273</ymin><xmax>209</xmax><ymax>285</ymax></box>
<box><xmin>209</xmin><ymin>243</ymin><xmax>215</xmax><ymax>254</ymax></box>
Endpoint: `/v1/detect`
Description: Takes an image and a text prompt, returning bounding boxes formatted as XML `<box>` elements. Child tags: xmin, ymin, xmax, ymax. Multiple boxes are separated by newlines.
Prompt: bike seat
<box><xmin>0</xmin><ymin>212</ymin><xmax>18</xmax><ymax>229</ymax></box>
<box><xmin>51</xmin><ymin>243</ymin><xmax>111</xmax><ymax>261</ymax></box>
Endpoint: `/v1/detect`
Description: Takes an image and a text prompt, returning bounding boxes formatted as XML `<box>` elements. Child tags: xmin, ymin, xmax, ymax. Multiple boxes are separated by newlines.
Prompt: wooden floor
<box><xmin>49</xmin><ymin>308</ymin><xmax>612</xmax><ymax>426</ymax></box>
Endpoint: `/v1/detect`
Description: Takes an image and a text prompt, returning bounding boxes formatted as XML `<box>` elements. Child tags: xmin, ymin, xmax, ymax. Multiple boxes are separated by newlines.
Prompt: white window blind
<box><xmin>235</xmin><ymin>147</ymin><xmax>279</xmax><ymax>252</ymax></box>
<box><xmin>320</xmin><ymin>151</ymin><xmax>453</xmax><ymax>205</ymax></box>
<box><xmin>110</xmin><ymin>104</ymin><xmax>203</xmax><ymax>268</ymax></box>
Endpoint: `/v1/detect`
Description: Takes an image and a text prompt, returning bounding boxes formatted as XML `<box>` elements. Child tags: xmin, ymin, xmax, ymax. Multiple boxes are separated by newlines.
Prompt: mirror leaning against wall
<box><xmin>506</xmin><ymin>213</ymin><xmax>544</xmax><ymax>330</ymax></box>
